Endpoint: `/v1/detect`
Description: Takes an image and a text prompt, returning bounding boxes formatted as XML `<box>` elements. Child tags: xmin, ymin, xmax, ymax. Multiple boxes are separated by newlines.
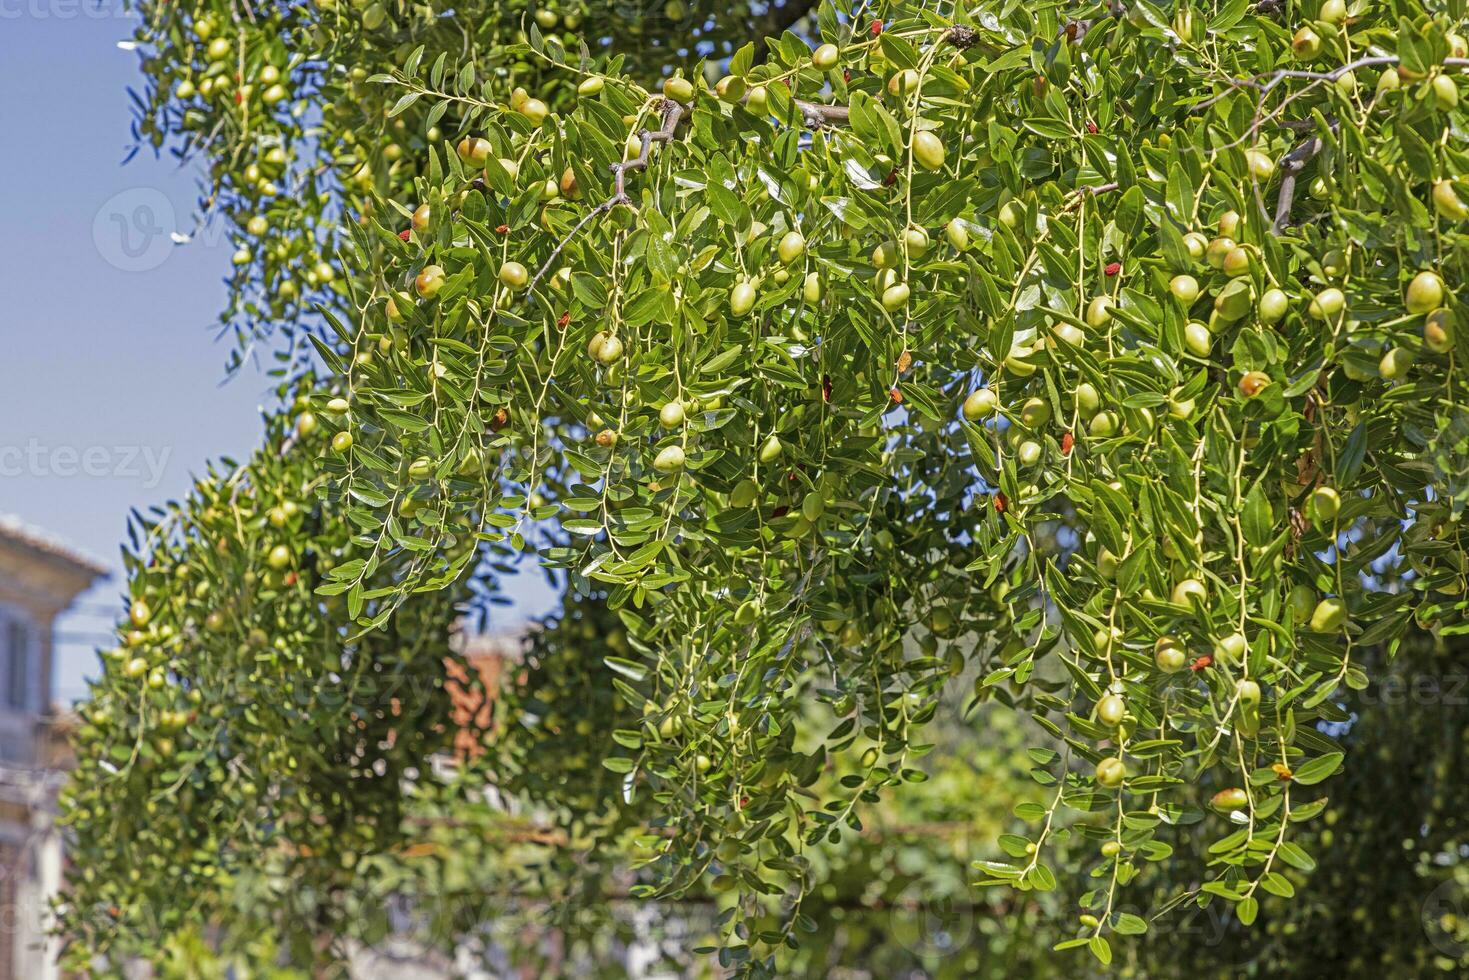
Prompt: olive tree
<box><xmin>61</xmin><ymin>0</ymin><xmax>1469</xmax><ymax>975</ymax></box>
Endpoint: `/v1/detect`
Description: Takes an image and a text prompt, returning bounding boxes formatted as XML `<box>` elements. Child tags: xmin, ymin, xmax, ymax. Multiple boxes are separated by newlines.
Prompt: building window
<box><xmin>7</xmin><ymin>617</ymin><xmax>29</xmax><ymax>711</ymax></box>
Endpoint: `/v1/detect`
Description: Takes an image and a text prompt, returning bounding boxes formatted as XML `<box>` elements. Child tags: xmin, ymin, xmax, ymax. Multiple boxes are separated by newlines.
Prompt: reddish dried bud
<box><xmin>1190</xmin><ymin>655</ymin><xmax>1213</xmax><ymax>672</ymax></box>
<box><xmin>994</xmin><ymin>492</ymin><xmax>1009</xmax><ymax>513</ymax></box>
<box><xmin>489</xmin><ymin>407</ymin><xmax>510</xmax><ymax>431</ymax></box>
<box><xmin>884</xmin><ymin>169</ymin><xmax>899</xmax><ymax>187</ymax></box>
<box><xmin>889</xmin><ymin>386</ymin><xmax>903</xmax><ymax>404</ymax></box>
<box><xmin>897</xmin><ymin>349</ymin><xmax>912</xmax><ymax>374</ymax></box>
<box><xmin>1086</xmin><ymin>120</ymin><xmax>1099</xmax><ymax>134</ymax></box>
<box><xmin>399</xmin><ymin>229</ymin><xmax>412</xmax><ymax>241</ymax></box>
<box><xmin>1105</xmin><ymin>261</ymin><xmax>1122</xmax><ymax>277</ymax></box>
<box><xmin>1061</xmin><ymin>431</ymin><xmax>1075</xmax><ymax>455</ymax></box>
<box><xmin>495</xmin><ymin>224</ymin><xmax>510</xmax><ymax>235</ymax></box>
<box><xmin>821</xmin><ymin>373</ymin><xmax>833</xmax><ymax>403</ymax></box>
<box><xmin>284</xmin><ymin>571</ymin><xmax>298</xmax><ymax>586</ymax></box>
<box><xmin>870</xmin><ymin>18</ymin><xmax>883</xmax><ymax>34</ymax></box>
<box><xmin>772</xmin><ymin>505</ymin><xmax>790</xmax><ymax>519</ymax></box>
<box><xmin>1272</xmin><ymin>763</ymin><xmax>1294</xmax><ymax>781</ymax></box>
<box><xmin>557</xmin><ymin>312</ymin><xmax>571</xmax><ymax>329</ymax></box>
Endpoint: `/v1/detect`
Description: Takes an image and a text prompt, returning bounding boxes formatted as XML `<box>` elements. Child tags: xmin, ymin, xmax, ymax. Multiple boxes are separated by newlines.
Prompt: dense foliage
<box><xmin>61</xmin><ymin>0</ymin><xmax>1469</xmax><ymax>975</ymax></box>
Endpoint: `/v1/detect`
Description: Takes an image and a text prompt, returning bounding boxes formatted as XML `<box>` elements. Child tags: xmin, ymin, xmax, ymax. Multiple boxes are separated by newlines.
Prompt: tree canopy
<box><xmin>60</xmin><ymin>0</ymin><xmax>1469</xmax><ymax>975</ymax></box>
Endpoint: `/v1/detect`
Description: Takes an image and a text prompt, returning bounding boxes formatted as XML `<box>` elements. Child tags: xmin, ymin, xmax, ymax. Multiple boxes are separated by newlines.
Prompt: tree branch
<box><xmin>1272</xmin><ymin>119</ymin><xmax>1338</xmax><ymax>235</ymax></box>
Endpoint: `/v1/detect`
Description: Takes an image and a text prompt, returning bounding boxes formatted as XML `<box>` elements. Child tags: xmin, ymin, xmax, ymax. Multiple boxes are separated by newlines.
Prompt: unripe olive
<box><xmin>1288</xmin><ymin>584</ymin><xmax>1316</xmax><ymax>622</ymax></box>
<box><xmin>1236</xmin><ymin>678</ymin><xmax>1262</xmax><ymax>706</ymax></box>
<box><xmin>498</xmin><ymin>261</ymin><xmax>529</xmax><ymax>290</ymax></box>
<box><xmin>653</xmin><ymin>445</ymin><xmax>686</xmax><ymax>473</ymax></box>
<box><xmin>1406</xmin><ymin>271</ymin><xmax>1445</xmax><ymax>315</ymax></box>
<box><xmin>730</xmin><ymin>280</ymin><xmax>757</xmax><ymax>316</ymax></box>
<box><xmin>1312</xmin><ymin>485</ymin><xmax>1341</xmax><ymax>522</ymax></box>
<box><xmin>962</xmin><ymin>388</ymin><xmax>998</xmax><ymax>421</ymax></box>
<box><xmin>1379</xmin><ymin>347</ymin><xmax>1413</xmax><ymax>381</ymax></box>
<box><xmin>1433</xmin><ymin>73</ymin><xmax>1460</xmax><ymax>112</ymax></box>
<box><xmin>913</xmin><ymin>130</ymin><xmax>946</xmax><ymax>171</ymax></box>
<box><xmin>1205</xmin><ymin>236</ymin><xmax>1236</xmax><ymax>269</ymax></box>
<box><xmin>811</xmin><ymin>43</ymin><xmax>839</xmax><ymax>71</ymax></box>
<box><xmin>729</xmin><ymin>479</ymin><xmax>759</xmax><ymax>509</ymax></box>
<box><xmin>519</xmin><ymin>97</ymin><xmax>550</xmax><ymax>124</ymax></box>
<box><xmin>759</xmin><ymin>433</ymin><xmax>784</xmax><ymax>464</ymax></box>
<box><xmin>803</xmin><ymin>272</ymin><xmax>824</xmax><ymax>304</ymax></box>
<box><xmin>1184</xmin><ymin>321</ymin><xmax>1212</xmax><ymax>358</ymax></box>
<box><xmin>715</xmin><ymin>75</ymin><xmax>746</xmax><ymax>103</ymax></box>
<box><xmin>1222</xmin><ymin>245</ymin><xmax>1254</xmax><ymax>278</ymax></box>
<box><xmin>1258</xmin><ymin>288</ymin><xmax>1289</xmax><ymax>324</ymax></box>
<box><xmin>1172</xmin><ymin>577</ymin><xmax>1207</xmax><ymax>606</ymax></box>
<box><xmin>881</xmin><ymin>282</ymin><xmax>911</xmax><ymax>311</ymax></box>
<box><xmin>1086</xmin><ymin>295</ymin><xmax>1115</xmax><ymax>328</ymax></box>
<box><xmin>1155</xmin><ymin>636</ymin><xmax>1187</xmax><ymax>672</ymax></box>
<box><xmin>1292</xmin><ymin>26</ymin><xmax>1322</xmax><ymax>60</ymax></box>
<box><xmin>1211</xmin><ymin>787</ymin><xmax>1249</xmax><ymax>811</ymax></box>
<box><xmin>1238</xmin><ymin>371</ymin><xmax>1270</xmax><ymax>398</ymax></box>
<box><xmin>1075</xmin><ymin>383</ymin><xmax>1101</xmax><ymax>416</ymax></box>
<box><xmin>589</xmin><ymin>331</ymin><xmax>624</xmax><ymax>364</ymax></box>
<box><xmin>1309</xmin><ymin>597</ymin><xmax>1346</xmax><ymax>632</ymax></box>
<box><xmin>659</xmin><ymin>401</ymin><xmax>685</xmax><ymax>428</ymax></box>
<box><xmin>1214</xmin><ymin>632</ymin><xmax>1247</xmax><ymax>665</ymax></box>
<box><xmin>1432</xmin><ymin>180</ymin><xmax>1469</xmax><ymax>220</ymax></box>
<box><xmin>1425</xmin><ymin>308</ymin><xmax>1457</xmax><ymax>353</ymax></box>
<box><xmin>1051</xmin><ymin>321</ymin><xmax>1086</xmax><ymax>347</ymax></box>
<box><xmin>1098</xmin><ymin>694</ymin><xmax>1126</xmax><ymax>726</ymax></box>
<box><xmin>1245</xmin><ymin>149</ymin><xmax>1275</xmax><ymax>181</ymax></box>
<box><xmin>902</xmin><ymin>226</ymin><xmax>930</xmax><ymax>257</ymax></box>
<box><xmin>1088</xmin><ymin>410</ymin><xmax>1120</xmax><ymax>438</ymax></box>
<box><xmin>888</xmin><ymin>68</ymin><xmax>921</xmax><ymax>96</ymax></box>
<box><xmin>1308</xmin><ymin>287</ymin><xmax>1345</xmax><ymax>319</ymax></box>
<box><xmin>1095</xmin><ymin>757</ymin><xmax>1126</xmax><ymax>787</ymax></box>
<box><xmin>415</xmin><ymin>264</ymin><xmax>446</xmax><ymax>299</ymax></box>
<box><xmin>1170</xmin><ymin>274</ymin><xmax>1200</xmax><ymax>304</ymax></box>
<box><xmin>777</xmin><ymin>230</ymin><xmax>806</xmax><ymax>265</ymax></box>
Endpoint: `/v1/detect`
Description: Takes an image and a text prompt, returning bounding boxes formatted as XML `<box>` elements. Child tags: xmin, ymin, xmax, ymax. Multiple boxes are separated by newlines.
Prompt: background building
<box><xmin>0</xmin><ymin>516</ymin><xmax>106</xmax><ymax>980</ymax></box>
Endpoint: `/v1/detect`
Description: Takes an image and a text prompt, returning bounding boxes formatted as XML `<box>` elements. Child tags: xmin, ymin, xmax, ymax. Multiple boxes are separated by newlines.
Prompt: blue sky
<box><xmin>1</xmin><ymin>6</ymin><xmax>553</xmax><ymax>703</ymax></box>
